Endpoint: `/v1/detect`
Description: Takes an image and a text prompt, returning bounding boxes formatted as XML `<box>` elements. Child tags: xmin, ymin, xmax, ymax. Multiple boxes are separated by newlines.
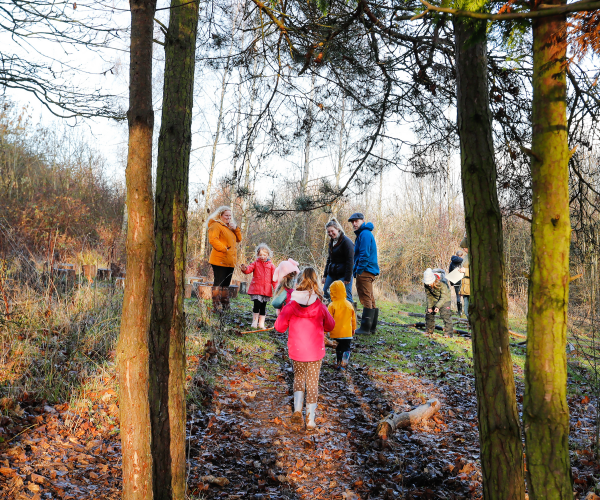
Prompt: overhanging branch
<box><xmin>413</xmin><ymin>0</ymin><xmax>600</xmax><ymax>21</ymax></box>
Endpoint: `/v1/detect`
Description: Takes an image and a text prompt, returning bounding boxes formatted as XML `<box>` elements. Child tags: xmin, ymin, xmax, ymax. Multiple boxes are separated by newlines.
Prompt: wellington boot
<box><xmin>370</xmin><ymin>308</ymin><xmax>379</xmax><ymax>333</ymax></box>
<box><xmin>251</xmin><ymin>313</ymin><xmax>259</xmax><ymax>328</ymax></box>
<box><xmin>341</xmin><ymin>351</ymin><xmax>351</xmax><ymax>368</ymax></box>
<box><xmin>258</xmin><ymin>315</ymin><xmax>266</xmax><ymax>329</ymax></box>
<box><xmin>291</xmin><ymin>391</ymin><xmax>304</xmax><ymax>424</ymax></box>
<box><xmin>211</xmin><ymin>286</ymin><xmax>222</xmax><ymax>313</ymax></box>
<box><xmin>356</xmin><ymin>308</ymin><xmax>374</xmax><ymax>334</ymax></box>
<box><xmin>306</xmin><ymin>403</ymin><xmax>317</xmax><ymax>431</ymax></box>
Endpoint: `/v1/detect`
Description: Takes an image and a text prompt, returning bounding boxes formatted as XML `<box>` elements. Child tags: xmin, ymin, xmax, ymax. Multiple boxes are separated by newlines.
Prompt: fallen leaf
<box><xmin>0</xmin><ymin>467</ymin><xmax>15</xmax><ymax>477</ymax></box>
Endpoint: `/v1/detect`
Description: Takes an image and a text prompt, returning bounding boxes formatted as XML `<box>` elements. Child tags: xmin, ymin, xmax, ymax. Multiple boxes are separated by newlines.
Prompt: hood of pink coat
<box><xmin>290</xmin><ymin>290</ymin><xmax>319</xmax><ymax>306</ymax></box>
<box><xmin>285</xmin><ymin>297</ymin><xmax>324</xmax><ymax>318</ymax></box>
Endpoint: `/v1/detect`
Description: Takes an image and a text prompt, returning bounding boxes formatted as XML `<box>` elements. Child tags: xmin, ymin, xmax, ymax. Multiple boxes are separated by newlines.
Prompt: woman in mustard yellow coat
<box><xmin>207</xmin><ymin>205</ymin><xmax>242</xmax><ymax>288</ymax></box>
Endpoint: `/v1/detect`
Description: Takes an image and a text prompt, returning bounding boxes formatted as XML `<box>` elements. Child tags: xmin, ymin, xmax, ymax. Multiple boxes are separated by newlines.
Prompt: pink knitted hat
<box><xmin>273</xmin><ymin>258</ymin><xmax>300</xmax><ymax>284</ymax></box>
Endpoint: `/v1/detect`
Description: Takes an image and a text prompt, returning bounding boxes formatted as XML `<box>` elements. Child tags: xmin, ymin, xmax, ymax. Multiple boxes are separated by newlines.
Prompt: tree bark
<box><xmin>149</xmin><ymin>0</ymin><xmax>199</xmax><ymax>497</ymax></box>
<box><xmin>454</xmin><ymin>19</ymin><xmax>525</xmax><ymax>500</ymax></box>
<box><xmin>524</xmin><ymin>2</ymin><xmax>572</xmax><ymax>497</ymax></box>
<box><xmin>117</xmin><ymin>0</ymin><xmax>156</xmax><ymax>498</ymax></box>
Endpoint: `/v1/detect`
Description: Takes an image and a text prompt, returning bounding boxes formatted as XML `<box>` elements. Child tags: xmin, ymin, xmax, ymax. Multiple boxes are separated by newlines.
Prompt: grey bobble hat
<box><xmin>348</xmin><ymin>212</ymin><xmax>365</xmax><ymax>222</ymax></box>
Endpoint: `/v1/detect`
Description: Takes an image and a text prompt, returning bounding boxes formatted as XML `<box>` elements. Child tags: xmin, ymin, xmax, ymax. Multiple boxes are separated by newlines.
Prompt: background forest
<box><xmin>1</xmin><ymin>0</ymin><xmax>600</xmax><ymax>498</ymax></box>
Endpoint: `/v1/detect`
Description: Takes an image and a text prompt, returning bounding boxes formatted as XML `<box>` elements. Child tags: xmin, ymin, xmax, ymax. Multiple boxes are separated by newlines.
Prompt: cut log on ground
<box><xmin>411</xmin><ymin>322</ymin><xmax>471</xmax><ymax>337</ymax></box>
<box><xmin>376</xmin><ymin>399</ymin><xmax>441</xmax><ymax>440</ymax></box>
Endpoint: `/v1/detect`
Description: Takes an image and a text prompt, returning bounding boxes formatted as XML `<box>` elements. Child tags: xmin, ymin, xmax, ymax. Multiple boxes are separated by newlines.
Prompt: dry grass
<box><xmin>0</xmin><ymin>278</ymin><xmax>121</xmax><ymax>405</ymax></box>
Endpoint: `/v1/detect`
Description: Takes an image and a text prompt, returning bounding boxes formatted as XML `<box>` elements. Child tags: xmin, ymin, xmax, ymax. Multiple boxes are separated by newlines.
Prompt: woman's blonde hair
<box><xmin>255</xmin><ymin>243</ymin><xmax>273</xmax><ymax>259</ymax></box>
<box><xmin>206</xmin><ymin>205</ymin><xmax>236</xmax><ymax>227</ymax></box>
<box><xmin>295</xmin><ymin>267</ymin><xmax>324</xmax><ymax>301</ymax></box>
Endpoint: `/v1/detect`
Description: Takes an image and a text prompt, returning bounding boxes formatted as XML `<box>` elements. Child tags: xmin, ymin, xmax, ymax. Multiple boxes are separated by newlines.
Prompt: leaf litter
<box><xmin>1</xmin><ymin>306</ymin><xmax>599</xmax><ymax>498</ymax></box>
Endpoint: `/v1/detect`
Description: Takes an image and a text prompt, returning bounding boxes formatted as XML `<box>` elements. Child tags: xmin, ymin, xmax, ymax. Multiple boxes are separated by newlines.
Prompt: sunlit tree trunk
<box><xmin>454</xmin><ymin>18</ymin><xmax>525</xmax><ymax>500</ymax></box>
<box><xmin>117</xmin><ymin>0</ymin><xmax>156</xmax><ymax>497</ymax></box>
<box><xmin>199</xmin><ymin>24</ymin><xmax>238</xmax><ymax>258</ymax></box>
<box><xmin>239</xmin><ymin>55</ymin><xmax>260</xmax><ymax>258</ymax></box>
<box><xmin>229</xmin><ymin>83</ymin><xmax>244</xmax><ymax>208</ymax></box>
<box><xmin>148</xmin><ymin>0</ymin><xmax>199</xmax><ymax>497</ymax></box>
<box><xmin>523</xmin><ymin>2</ymin><xmax>572</xmax><ymax>497</ymax></box>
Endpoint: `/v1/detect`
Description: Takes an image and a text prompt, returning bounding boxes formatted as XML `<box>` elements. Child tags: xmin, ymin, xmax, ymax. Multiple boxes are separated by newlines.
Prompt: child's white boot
<box><xmin>291</xmin><ymin>391</ymin><xmax>304</xmax><ymax>424</ymax></box>
<box><xmin>306</xmin><ymin>403</ymin><xmax>317</xmax><ymax>431</ymax></box>
<box><xmin>251</xmin><ymin>313</ymin><xmax>259</xmax><ymax>328</ymax></box>
<box><xmin>258</xmin><ymin>315</ymin><xmax>266</xmax><ymax>329</ymax></box>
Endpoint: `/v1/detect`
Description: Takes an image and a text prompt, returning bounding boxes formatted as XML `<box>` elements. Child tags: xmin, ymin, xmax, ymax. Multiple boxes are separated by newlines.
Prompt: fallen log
<box><xmin>410</xmin><ymin>322</ymin><xmax>526</xmax><ymax>340</ymax></box>
<box><xmin>376</xmin><ymin>398</ymin><xmax>441</xmax><ymax>439</ymax></box>
<box><xmin>412</xmin><ymin>322</ymin><xmax>471</xmax><ymax>337</ymax></box>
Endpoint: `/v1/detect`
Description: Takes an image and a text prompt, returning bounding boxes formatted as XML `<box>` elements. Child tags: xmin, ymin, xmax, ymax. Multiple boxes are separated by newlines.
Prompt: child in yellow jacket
<box><xmin>327</xmin><ymin>280</ymin><xmax>356</xmax><ymax>370</ymax></box>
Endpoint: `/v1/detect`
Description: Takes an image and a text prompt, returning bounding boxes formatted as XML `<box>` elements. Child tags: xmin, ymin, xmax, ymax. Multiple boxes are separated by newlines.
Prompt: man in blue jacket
<box><xmin>348</xmin><ymin>213</ymin><xmax>380</xmax><ymax>334</ymax></box>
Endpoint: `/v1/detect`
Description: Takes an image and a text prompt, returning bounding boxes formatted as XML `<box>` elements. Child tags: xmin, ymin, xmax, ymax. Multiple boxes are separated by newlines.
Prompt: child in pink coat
<box><xmin>274</xmin><ymin>267</ymin><xmax>335</xmax><ymax>431</ymax></box>
<box><xmin>241</xmin><ymin>243</ymin><xmax>276</xmax><ymax>328</ymax></box>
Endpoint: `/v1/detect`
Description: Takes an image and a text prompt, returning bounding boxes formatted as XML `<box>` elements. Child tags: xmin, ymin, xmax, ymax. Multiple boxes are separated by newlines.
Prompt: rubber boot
<box><xmin>220</xmin><ymin>287</ymin><xmax>230</xmax><ymax>311</ymax></box>
<box><xmin>211</xmin><ymin>286</ymin><xmax>222</xmax><ymax>313</ymax></box>
<box><xmin>341</xmin><ymin>351</ymin><xmax>351</xmax><ymax>369</ymax></box>
<box><xmin>251</xmin><ymin>313</ymin><xmax>259</xmax><ymax>328</ymax></box>
<box><xmin>258</xmin><ymin>315</ymin><xmax>266</xmax><ymax>329</ymax></box>
<box><xmin>355</xmin><ymin>308</ymin><xmax>374</xmax><ymax>334</ymax></box>
<box><xmin>306</xmin><ymin>403</ymin><xmax>317</xmax><ymax>431</ymax></box>
<box><xmin>370</xmin><ymin>308</ymin><xmax>379</xmax><ymax>333</ymax></box>
<box><xmin>291</xmin><ymin>391</ymin><xmax>304</xmax><ymax>424</ymax></box>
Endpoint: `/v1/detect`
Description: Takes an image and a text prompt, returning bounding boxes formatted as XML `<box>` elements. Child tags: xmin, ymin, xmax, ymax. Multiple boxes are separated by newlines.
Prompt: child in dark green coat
<box><xmin>423</xmin><ymin>268</ymin><xmax>453</xmax><ymax>337</ymax></box>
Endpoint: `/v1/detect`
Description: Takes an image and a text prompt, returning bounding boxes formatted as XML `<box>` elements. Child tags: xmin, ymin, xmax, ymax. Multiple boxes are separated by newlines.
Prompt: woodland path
<box><xmin>1</xmin><ymin>301</ymin><xmax>599</xmax><ymax>499</ymax></box>
<box><xmin>185</xmin><ymin>309</ymin><xmax>485</xmax><ymax>500</ymax></box>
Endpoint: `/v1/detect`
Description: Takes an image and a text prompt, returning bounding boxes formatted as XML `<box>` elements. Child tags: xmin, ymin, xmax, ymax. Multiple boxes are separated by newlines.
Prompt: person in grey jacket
<box><xmin>449</xmin><ymin>250</ymin><xmax>464</xmax><ymax>316</ymax></box>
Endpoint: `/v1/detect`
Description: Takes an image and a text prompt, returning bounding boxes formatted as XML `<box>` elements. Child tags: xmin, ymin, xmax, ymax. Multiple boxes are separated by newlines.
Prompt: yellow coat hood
<box><xmin>327</xmin><ymin>280</ymin><xmax>356</xmax><ymax>338</ymax></box>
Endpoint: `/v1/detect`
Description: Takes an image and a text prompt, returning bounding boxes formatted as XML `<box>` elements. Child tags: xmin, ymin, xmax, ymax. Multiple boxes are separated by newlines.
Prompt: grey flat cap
<box><xmin>348</xmin><ymin>212</ymin><xmax>365</xmax><ymax>222</ymax></box>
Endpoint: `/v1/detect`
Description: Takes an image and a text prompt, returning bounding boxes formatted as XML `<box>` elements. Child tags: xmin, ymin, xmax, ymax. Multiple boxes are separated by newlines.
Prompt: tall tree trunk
<box><xmin>229</xmin><ymin>81</ymin><xmax>244</xmax><ymax>208</ymax></box>
<box><xmin>117</xmin><ymin>0</ymin><xmax>156</xmax><ymax>498</ymax></box>
<box><xmin>524</xmin><ymin>2</ymin><xmax>572</xmax><ymax>497</ymax></box>
<box><xmin>454</xmin><ymin>19</ymin><xmax>525</xmax><ymax>500</ymax></box>
<box><xmin>239</xmin><ymin>55</ymin><xmax>260</xmax><ymax>258</ymax></box>
<box><xmin>198</xmin><ymin>65</ymin><xmax>231</xmax><ymax>258</ymax></box>
<box><xmin>149</xmin><ymin>0</ymin><xmax>199</xmax><ymax>497</ymax></box>
<box><xmin>199</xmin><ymin>16</ymin><xmax>240</xmax><ymax>257</ymax></box>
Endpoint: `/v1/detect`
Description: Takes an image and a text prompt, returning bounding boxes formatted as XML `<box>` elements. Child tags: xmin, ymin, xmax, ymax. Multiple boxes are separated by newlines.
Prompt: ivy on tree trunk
<box><xmin>524</xmin><ymin>1</ymin><xmax>572</xmax><ymax>497</ymax></box>
<box><xmin>117</xmin><ymin>0</ymin><xmax>157</xmax><ymax>497</ymax></box>
<box><xmin>454</xmin><ymin>18</ymin><xmax>525</xmax><ymax>499</ymax></box>
<box><xmin>149</xmin><ymin>0</ymin><xmax>199</xmax><ymax>497</ymax></box>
